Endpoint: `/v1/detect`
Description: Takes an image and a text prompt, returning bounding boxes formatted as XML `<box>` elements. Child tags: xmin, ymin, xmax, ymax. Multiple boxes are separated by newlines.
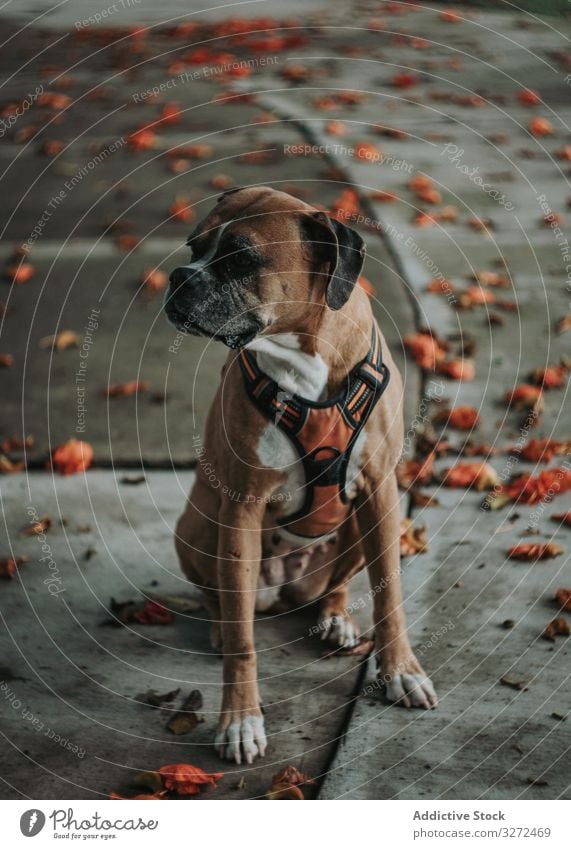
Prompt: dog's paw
<box><xmin>319</xmin><ymin>613</ymin><xmax>360</xmax><ymax>648</ymax></box>
<box><xmin>214</xmin><ymin>714</ymin><xmax>267</xmax><ymax>765</ymax></box>
<box><xmin>382</xmin><ymin>671</ymin><xmax>438</xmax><ymax>709</ymax></box>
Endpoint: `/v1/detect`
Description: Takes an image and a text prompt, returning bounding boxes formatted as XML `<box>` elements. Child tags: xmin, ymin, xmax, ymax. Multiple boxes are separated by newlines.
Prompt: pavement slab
<box><xmin>0</xmin><ymin>470</ymin><xmax>373</xmax><ymax>800</ymax></box>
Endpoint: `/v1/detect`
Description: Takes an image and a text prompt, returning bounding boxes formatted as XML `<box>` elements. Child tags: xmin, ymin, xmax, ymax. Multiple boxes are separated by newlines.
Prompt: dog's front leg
<box><xmin>214</xmin><ymin>503</ymin><xmax>267</xmax><ymax>764</ymax></box>
<box><xmin>356</xmin><ymin>472</ymin><xmax>438</xmax><ymax>709</ymax></box>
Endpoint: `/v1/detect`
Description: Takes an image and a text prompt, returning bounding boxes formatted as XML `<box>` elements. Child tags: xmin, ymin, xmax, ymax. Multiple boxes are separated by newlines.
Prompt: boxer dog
<box><xmin>165</xmin><ymin>186</ymin><xmax>437</xmax><ymax>765</ymax></box>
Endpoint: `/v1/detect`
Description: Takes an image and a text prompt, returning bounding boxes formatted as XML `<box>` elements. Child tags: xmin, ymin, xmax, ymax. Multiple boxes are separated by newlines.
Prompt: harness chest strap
<box><xmin>238</xmin><ymin>323</ymin><xmax>390</xmax><ymax>539</ymax></box>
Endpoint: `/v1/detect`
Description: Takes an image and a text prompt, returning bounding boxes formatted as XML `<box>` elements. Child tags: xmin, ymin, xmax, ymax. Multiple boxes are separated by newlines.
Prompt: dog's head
<box><xmin>164</xmin><ymin>185</ymin><xmax>366</xmax><ymax>348</ymax></box>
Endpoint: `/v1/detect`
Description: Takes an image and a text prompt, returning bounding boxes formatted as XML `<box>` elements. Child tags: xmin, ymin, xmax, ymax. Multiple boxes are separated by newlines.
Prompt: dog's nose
<box><xmin>169</xmin><ymin>267</ymin><xmax>192</xmax><ymax>289</ymax></box>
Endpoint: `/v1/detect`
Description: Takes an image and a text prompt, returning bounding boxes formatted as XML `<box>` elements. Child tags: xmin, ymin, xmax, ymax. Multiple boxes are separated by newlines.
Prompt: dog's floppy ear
<box><xmin>216</xmin><ymin>186</ymin><xmax>245</xmax><ymax>202</ymax></box>
<box><xmin>303</xmin><ymin>211</ymin><xmax>366</xmax><ymax>311</ymax></box>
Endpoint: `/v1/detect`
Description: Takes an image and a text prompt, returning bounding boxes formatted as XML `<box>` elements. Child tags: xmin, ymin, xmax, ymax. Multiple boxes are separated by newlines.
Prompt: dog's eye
<box><xmin>230</xmin><ymin>250</ymin><xmax>256</xmax><ymax>270</ymax></box>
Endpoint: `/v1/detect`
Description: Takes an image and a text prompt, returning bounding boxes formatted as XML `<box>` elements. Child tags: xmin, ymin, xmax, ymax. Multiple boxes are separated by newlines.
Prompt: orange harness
<box><xmin>239</xmin><ymin>323</ymin><xmax>390</xmax><ymax>539</ymax></box>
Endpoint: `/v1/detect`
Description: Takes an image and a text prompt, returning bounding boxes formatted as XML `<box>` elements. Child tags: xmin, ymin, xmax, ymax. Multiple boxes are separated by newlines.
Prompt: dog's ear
<box><xmin>216</xmin><ymin>186</ymin><xmax>244</xmax><ymax>202</ymax></box>
<box><xmin>302</xmin><ymin>211</ymin><xmax>366</xmax><ymax>311</ymax></box>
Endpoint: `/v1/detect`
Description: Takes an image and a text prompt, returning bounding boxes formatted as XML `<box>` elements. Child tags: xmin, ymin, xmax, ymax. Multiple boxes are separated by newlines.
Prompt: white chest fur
<box><xmin>250</xmin><ymin>333</ymin><xmax>367</xmax><ymax>538</ymax></box>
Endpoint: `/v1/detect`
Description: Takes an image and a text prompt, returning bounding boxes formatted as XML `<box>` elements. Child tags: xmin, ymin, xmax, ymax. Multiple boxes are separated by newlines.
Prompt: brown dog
<box><xmin>165</xmin><ymin>186</ymin><xmax>437</xmax><ymax>765</ymax></box>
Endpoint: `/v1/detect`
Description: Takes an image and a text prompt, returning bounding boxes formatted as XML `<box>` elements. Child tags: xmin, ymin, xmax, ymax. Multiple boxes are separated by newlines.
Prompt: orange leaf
<box><xmin>6</xmin><ymin>262</ymin><xmax>35</xmax><ymax>284</ymax></box>
<box><xmin>494</xmin><ymin>468</ymin><xmax>571</xmax><ymax>506</ymax></box>
<box><xmin>157</xmin><ymin>102</ymin><xmax>182</xmax><ymax>127</ymax></box>
<box><xmin>504</xmin><ymin>384</ymin><xmax>543</xmax><ymax>411</ymax></box>
<box><xmin>529</xmin><ymin>117</ymin><xmax>553</xmax><ymax>137</ymax></box>
<box><xmin>529</xmin><ymin>364</ymin><xmax>568</xmax><ymax>389</ymax></box>
<box><xmin>0</xmin><ymin>353</ymin><xmax>14</xmax><ymax>367</ymax></box>
<box><xmin>520</xmin><ymin>438</ymin><xmax>571</xmax><ymax>463</ymax></box>
<box><xmin>543</xmin><ymin>618</ymin><xmax>570</xmax><ymax>641</ymax></box>
<box><xmin>105</xmin><ymin>380</ymin><xmax>150</xmax><ymax>398</ymax></box>
<box><xmin>437</xmin><ymin>358</ymin><xmax>475</xmax><ymax>381</ymax></box>
<box><xmin>552</xmin><ymin>512</ymin><xmax>571</xmax><ymax>528</ymax></box>
<box><xmin>555</xmin><ymin>588</ymin><xmax>571</xmax><ymax>611</ymax></box>
<box><xmin>433</xmin><ymin>406</ymin><xmax>479</xmax><ymax>430</ymax></box>
<box><xmin>400</xmin><ymin>518</ymin><xmax>428</xmax><ymax>556</ymax></box>
<box><xmin>158</xmin><ymin>763</ymin><xmax>223</xmax><ymax>796</ymax></box>
<box><xmin>21</xmin><ymin>517</ymin><xmax>51</xmax><ymax>536</ymax></box>
<box><xmin>142</xmin><ymin>267</ymin><xmax>168</xmax><ymax>294</ymax></box>
<box><xmin>517</xmin><ymin>88</ymin><xmax>541</xmax><ymax>106</ymax></box>
<box><xmin>127</xmin><ymin>126</ymin><xmax>158</xmax><ymax>151</ymax></box>
<box><xmin>391</xmin><ymin>71</ymin><xmax>417</xmax><ymax>88</ymax></box>
<box><xmin>397</xmin><ymin>451</ymin><xmax>435</xmax><ymax>489</ymax></box>
<box><xmin>168</xmin><ymin>196</ymin><xmax>194</xmax><ymax>223</ymax></box>
<box><xmin>442</xmin><ymin>461</ymin><xmax>499</xmax><ymax>491</ymax></box>
<box><xmin>439</xmin><ymin>9</ymin><xmax>461</xmax><ymax>22</ymax></box>
<box><xmin>354</xmin><ymin>141</ymin><xmax>382</xmax><ymax>162</ymax></box>
<box><xmin>404</xmin><ymin>331</ymin><xmax>447</xmax><ymax>370</ymax></box>
<box><xmin>38</xmin><ymin>330</ymin><xmax>80</xmax><ymax>351</ymax></box>
<box><xmin>508</xmin><ymin>543</ymin><xmax>564</xmax><ymax>561</ymax></box>
<box><xmin>49</xmin><ymin>439</ymin><xmax>93</xmax><ymax>475</ymax></box>
<box><xmin>0</xmin><ymin>556</ymin><xmax>28</xmax><ymax>579</ymax></box>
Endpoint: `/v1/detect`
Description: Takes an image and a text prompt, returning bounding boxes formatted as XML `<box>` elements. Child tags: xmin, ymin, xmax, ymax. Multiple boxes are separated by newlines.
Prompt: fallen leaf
<box><xmin>552</xmin><ymin>512</ymin><xmax>571</xmax><ymax>528</ymax></box>
<box><xmin>392</xmin><ymin>71</ymin><xmax>418</xmax><ymax>88</ymax></box>
<box><xmin>554</xmin><ymin>588</ymin><xmax>571</xmax><ymax>612</ymax></box>
<box><xmin>543</xmin><ymin>618</ymin><xmax>570</xmax><ymax>642</ymax></box>
<box><xmin>529</xmin><ymin>362</ymin><xmax>569</xmax><ymax>389</ymax></box>
<box><xmin>500</xmin><ymin>676</ymin><xmax>529</xmax><ymax>691</ymax></box>
<box><xmin>0</xmin><ymin>354</ymin><xmax>14</xmax><ymax>367</ymax></box>
<box><xmin>142</xmin><ymin>266</ymin><xmax>168</xmax><ymax>295</ymax></box>
<box><xmin>120</xmin><ymin>474</ymin><xmax>146</xmax><ymax>485</ymax></box>
<box><xmin>442</xmin><ymin>462</ymin><xmax>499</xmax><ymax>491</ymax></box>
<box><xmin>0</xmin><ymin>556</ymin><xmax>28</xmax><ymax>579</ymax></box>
<box><xmin>507</xmin><ymin>543</ymin><xmax>564</xmax><ymax>561</ymax></box>
<box><xmin>38</xmin><ymin>330</ymin><xmax>80</xmax><ymax>351</ymax></box>
<box><xmin>6</xmin><ymin>262</ymin><xmax>35</xmax><ymax>284</ymax></box>
<box><xmin>529</xmin><ymin>116</ymin><xmax>553</xmax><ymax>137</ymax></box>
<box><xmin>265</xmin><ymin>765</ymin><xmax>314</xmax><ymax>800</ymax></box>
<box><xmin>168</xmin><ymin>196</ymin><xmax>194</xmax><ymax>223</ymax></box>
<box><xmin>49</xmin><ymin>439</ymin><xmax>93</xmax><ymax>475</ymax></box>
<box><xmin>400</xmin><ymin>518</ymin><xmax>428</xmax><ymax>555</ymax></box>
<box><xmin>104</xmin><ymin>380</ymin><xmax>150</xmax><ymax>397</ymax></box>
<box><xmin>112</xmin><ymin>598</ymin><xmax>175</xmax><ymax>626</ymax></box>
<box><xmin>517</xmin><ymin>88</ymin><xmax>541</xmax><ymax>106</ymax></box>
<box><xmin>504</xmin><ymin>384</ymin><xmax>543</xmax><ymax>411</ymax></box>
<box><xmin>167</xmin><ymin>689</ymin><xmax>203</xmax><ymax>735</ymax></box>
<box><xmin>490</xmin><ymin>468</ymin><xmax>571</xmax><ymax>507</ymax></box>
<box><xmin>437</xmin><ymin>358</ymin><xmax>475</xmax><ymax>381</ymax></box>
<box><xmin>20</xmin><ymin>517</ymin><xmax>51</xmax><ymax>536</ymax></box>
<box><xmin>433</xmin><ymin>406</ymin><xmax>479</xmax><ymax>430</ymax></box>
<box><xmin>158</xmin><ymin>763</ymin><xmax>223</xmax><ymax>796</ymax></box>
<box><xmin>127</xmin><ymin>126</ymin><xmax>158</xmax><ymax>151</ymax></box>
<box><xmin>520</xmin><ymin>438</ymin><xmax>571</xmax><ymax>463</ymax></box>
<box><xmin>474</xmin><ymin>269</ymin><xmax>510</xmax><ymax>287</ymax></box>
<box><xmin>139</xmin><ymin>688</ymin><xmax>180</xmax><ymax>707</ymax></box>
<box><xmin>0</xmin><ymin>435</ymin><xmax>33</xmax><ymax>453</ymax></box>
<box><xmin>410</xmin><ymin>489</ymin><xmax>440</xmax><ymax>508</ymax></box>
<box><xmin>404</xmin><ymin>330</ymin><xmax>447</xmax><ymax>370</ymax></box>
<box><xmin>555</xmin><ymin>314</ymin><xmax>571</xmax><ymax>334</ymax></box>
<box><xmin>397</xmin><ymin>451</ymin><xmax>435</xmax><ymax>489</ymax></box>
<box><xmin>0</xmin><ymin>453</ymin><xmax>25</xmax><ymax>473</ymax></box>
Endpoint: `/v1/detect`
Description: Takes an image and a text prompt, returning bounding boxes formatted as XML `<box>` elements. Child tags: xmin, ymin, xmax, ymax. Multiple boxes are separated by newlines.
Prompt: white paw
<box><xmin>383</xmin><ymin>673</ymin><xmax>438</xmax><ymax>709</ymax></box>
<box><xmin>214</xmin><ymin>715</ymin><xmax>267</xmax><ymax>764</ymax></box>
<box><xmin>320</xmin><ymin>614</ymin><xmax>360</xmax><ymax>648</ymax></box>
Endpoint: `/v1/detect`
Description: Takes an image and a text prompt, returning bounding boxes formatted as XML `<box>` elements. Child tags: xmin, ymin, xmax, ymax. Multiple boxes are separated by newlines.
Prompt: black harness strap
<box><xmin>238</xmin><ymin>322</ymin><xmax>390</xmax><ymax>537</ymax></box>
